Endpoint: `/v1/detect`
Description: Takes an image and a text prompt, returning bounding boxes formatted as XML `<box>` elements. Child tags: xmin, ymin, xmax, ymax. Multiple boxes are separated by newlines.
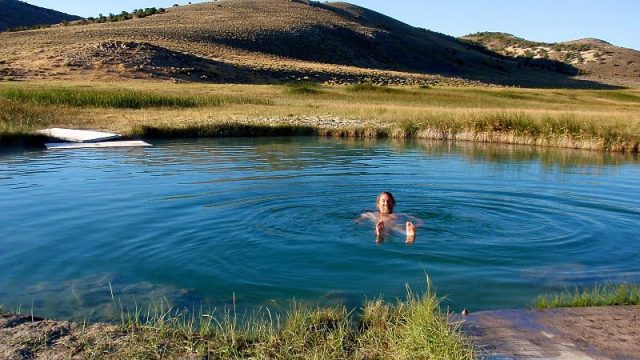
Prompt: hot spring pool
<box><xmin>1</xmin><ymin>137</ymin><xmax>639</xmax><ymax>320</ymax></box>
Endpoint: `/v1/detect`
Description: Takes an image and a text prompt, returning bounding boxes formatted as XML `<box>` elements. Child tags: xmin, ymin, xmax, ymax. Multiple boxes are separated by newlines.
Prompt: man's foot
<box><xmin>406</xmin><ymin>221</ymin><xmax>416</xmax><ymax>243</ymax></box>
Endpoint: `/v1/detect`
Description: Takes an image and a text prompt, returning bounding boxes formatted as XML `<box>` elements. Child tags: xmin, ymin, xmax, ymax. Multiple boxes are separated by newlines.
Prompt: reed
<box><xmin>534</xmin><ymin>283</ymin><xmax>640</xmax><ymax>309</ymax></box>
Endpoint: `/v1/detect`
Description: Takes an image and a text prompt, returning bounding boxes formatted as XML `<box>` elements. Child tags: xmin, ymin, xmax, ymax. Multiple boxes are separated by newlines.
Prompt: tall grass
<box><xmin>534</xmin><ymin>283</ymin><xmax>640</xmax><ymax>309</ymax></box>
<box><xmin>74</xmin><ymin>282</ymin><xmax>474</xmax><ymax>359</ymax></box>
<box><xmin>0</xmin><ymin>87</ymin><xmax>273</xmax><ymax>109</ymax></box>
<box><xmin>355</xmin><ymin>286</ymin><xmax>473</xmax><ymax>359</ymax></box>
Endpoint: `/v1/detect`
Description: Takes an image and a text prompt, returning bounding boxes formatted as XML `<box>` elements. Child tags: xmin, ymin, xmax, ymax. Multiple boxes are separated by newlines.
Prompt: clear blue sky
<box><xmin>23</xmin><ymin>0</ymin><xmax>640</xmax><ymax>50</ymax></box>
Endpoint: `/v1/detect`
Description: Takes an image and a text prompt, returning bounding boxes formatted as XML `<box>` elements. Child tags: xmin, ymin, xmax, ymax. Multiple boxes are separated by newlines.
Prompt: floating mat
<box><xmin>37</xmin><ymin>128</ymin><xmax>121</xmax><ymax>143</ymax></box>
<box><xmin>45</xmin><ymin>141</ymin><xmax>151</xmax><ymax>149</ymax></box>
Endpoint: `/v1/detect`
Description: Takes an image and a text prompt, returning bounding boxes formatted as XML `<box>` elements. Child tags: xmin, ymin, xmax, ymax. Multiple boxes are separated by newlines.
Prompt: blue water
<box><xmin>1</xmin><ymin>138</ymin><xmax>639</xmax><ymax>321</ymax></box>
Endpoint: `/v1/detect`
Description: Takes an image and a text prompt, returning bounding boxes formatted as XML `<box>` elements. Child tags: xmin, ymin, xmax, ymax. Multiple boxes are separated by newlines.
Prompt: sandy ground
<box><xmin>463</xmin><ymin>305</ymin><xmax>640</xmax><ymax>359</ymax></box>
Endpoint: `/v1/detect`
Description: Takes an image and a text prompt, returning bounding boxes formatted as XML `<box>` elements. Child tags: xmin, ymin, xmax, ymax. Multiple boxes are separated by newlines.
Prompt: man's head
<box><xmin>377</xmin><ymin>192</ymin><xmax>396</xmax><ymax>214</ymax></box>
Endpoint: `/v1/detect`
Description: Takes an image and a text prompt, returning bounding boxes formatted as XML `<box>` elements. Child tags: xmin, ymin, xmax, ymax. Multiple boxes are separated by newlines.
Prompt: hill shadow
<box><xmin>66</xmin><ymin>41</ymin><xmax>433</xmax><ymax>85</ymax></box>
<box><xmin>206</xmin><ymin>25</ymin><xmax>619</xmax><ymax>89</ymax></box>
<box><xmin>207</xmin><ymin>25</ymin><xmax>457</xmax><ymax>74</ymax></box>
<box><xmin>73</xmin><ymin>40</ymin><xmax>621</xmax><ymax>89</ymax></box>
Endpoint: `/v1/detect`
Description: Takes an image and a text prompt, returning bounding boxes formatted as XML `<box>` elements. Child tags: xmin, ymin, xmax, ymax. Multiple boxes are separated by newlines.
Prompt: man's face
<box><xmin>378</xmin><ymin>194</ymin><xmax>394</xmax><ymax>214</ymax></box>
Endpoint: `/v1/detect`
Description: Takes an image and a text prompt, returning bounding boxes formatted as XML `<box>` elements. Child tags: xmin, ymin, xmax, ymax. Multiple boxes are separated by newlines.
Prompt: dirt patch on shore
<box><xmin>464</xmin><ymin>305</ymin><xmax>640</xmax><ymax>359</ymax></box>
<box><xmin>0</xmin><ymin>312</ymin><xmax>121</xmax><ymax>359</ymax></box>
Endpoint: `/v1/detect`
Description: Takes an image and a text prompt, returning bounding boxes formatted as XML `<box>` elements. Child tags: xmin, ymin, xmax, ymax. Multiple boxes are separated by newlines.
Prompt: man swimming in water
<box><xmin>359</xmin><ymin>192</ymin><xmax>418</xmax><ymax>244</ymax></box>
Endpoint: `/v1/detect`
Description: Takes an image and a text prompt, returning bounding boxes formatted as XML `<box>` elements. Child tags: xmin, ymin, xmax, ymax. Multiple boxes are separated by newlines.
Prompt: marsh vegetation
<box><xmin>2</xmin><ymin>82</ymin><xmax>639</xmax><ymax>151</ymax></box>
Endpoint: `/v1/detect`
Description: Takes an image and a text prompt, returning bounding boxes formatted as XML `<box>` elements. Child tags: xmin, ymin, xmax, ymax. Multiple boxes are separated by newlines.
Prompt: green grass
<box><xmin>534</xmin><ymin>283</ymin><xmax>640</xmax><ymax>309</ymax></box>
<box><xmin>0</xmin><ymin>87</ymin><xmax>272</xmax><ymax>109</ymax></box>
<box><xmin>55</xmin><ymin>283</ymin><xmax>474</xmax><ymax>359</ymax></box>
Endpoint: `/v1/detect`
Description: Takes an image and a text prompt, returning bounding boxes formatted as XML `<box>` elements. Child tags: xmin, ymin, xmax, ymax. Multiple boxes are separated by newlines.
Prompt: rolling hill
<box><xmin>0</xmin><ymin>0</ymin><xmax>81</xmax><ymax>31</ymax></box>
<box><xmin>0</xmin><ymin>0</ymin><xmax>636</xmax><ymax>87</ymax></box>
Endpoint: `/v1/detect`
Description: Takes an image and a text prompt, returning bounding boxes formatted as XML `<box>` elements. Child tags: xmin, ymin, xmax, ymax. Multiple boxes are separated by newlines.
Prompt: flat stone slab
<box><xmin>45</xmin><ymin>140</ymin><xmax>151</xmax><ymax>149</ymax></box>
<box><xmin>37</xmin><ymin>128</ymin><xmax>121</xmax><ymax>143</ymax></box>
<box><xmin>463</xmin><ymin>305</ymin><xmax>640</xmax><ymax>360</ymax></box>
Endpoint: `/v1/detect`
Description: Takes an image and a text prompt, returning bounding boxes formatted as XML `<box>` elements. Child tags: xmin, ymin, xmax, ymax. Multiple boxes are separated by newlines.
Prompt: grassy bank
<box><xmin>3</xmin><ymin>285</ymin><xmax>473</xmax><ymax>359</ymax></box>
<box><xmin>1</xmin><ymin>81</ymin><xmax>640</xmax><ymax>151</ymax></box>
<box><xmin>534</xmin><ymin>283</ymin><xmax>640</xmax><ymax>308</ymax></box>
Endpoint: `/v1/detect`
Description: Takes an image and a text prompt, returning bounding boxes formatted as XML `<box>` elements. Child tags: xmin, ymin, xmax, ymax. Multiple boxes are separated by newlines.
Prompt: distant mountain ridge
<box><xmin>0</xmin><ymin>0</ymin><xmax>637</xmax><ymax>87</ymax></box>
<box><xmin>0</xmin><ymin>0</ymin><xmax>81</xmax><ymax>31</ymax></box>
<box><xmin>461</xmin><ymin>32</ymin><xmax>640</xmax><ymax>86</ymax></box>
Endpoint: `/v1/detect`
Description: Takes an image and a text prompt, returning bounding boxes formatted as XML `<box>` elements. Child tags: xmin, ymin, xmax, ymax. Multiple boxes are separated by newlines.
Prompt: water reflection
<box><xmin>4</xmin><ymin>137</ymin><xmax>635</xmax><ymax>175</ymax></box>
<box><xmin>448</xmin><ymin>140</ymin><xmax>638</xmax><ymax>172</ymax></box>
<box><xmin>141</xmin><ymin>137</ymin><xmax>639</xmax><ymax>174</ymax></box>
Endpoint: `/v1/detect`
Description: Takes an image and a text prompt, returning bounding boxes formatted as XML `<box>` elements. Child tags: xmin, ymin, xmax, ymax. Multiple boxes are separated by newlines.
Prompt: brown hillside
<box><xmin>462</xmin><ymin>32</ymin><xmax>640</xmax><ymax>87</ymax></box>
<box><xmin>0</xmin><ymin>0</ymin><xmax>625</xmax><ymax>87</ymax></box>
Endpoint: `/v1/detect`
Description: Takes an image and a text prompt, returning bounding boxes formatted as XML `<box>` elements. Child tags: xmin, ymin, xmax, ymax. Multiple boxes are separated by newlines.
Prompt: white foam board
<box><xmin>45</xmin><ymin>140</ymin><xmax>151</xmax><ymax>149</ymax></box>
<box><xmin>37</xmin><ymin>128</ymin><xmax>121</xmax><ymax>143</ymax></box>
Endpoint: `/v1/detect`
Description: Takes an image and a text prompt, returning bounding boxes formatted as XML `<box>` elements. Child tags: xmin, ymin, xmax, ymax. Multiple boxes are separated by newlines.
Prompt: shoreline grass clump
<box><xmin>534</xmin><ymin>283</ymin><xmax>640</xmax><ymax>309</ymax></box>
<box><xmin>355</xmin><ymin>287</ymin><xmax>473</xmax><ymax>359</ymax></box>
<box><xmin>2</xmin><ymin>284</ymin><xmax>474</xmax><ymax>359</ymax></box>
<box><xmin>107</xmin><ymin>284</ymin><xmax>474</xmax><ymax>359</ymax></box>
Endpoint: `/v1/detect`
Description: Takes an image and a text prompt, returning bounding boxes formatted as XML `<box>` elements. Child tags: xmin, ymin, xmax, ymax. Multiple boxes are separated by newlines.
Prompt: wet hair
<box><xmin>376</xmin><ymin>191</ymin><xmax>396</xmax><ymax>209</ymax></box>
